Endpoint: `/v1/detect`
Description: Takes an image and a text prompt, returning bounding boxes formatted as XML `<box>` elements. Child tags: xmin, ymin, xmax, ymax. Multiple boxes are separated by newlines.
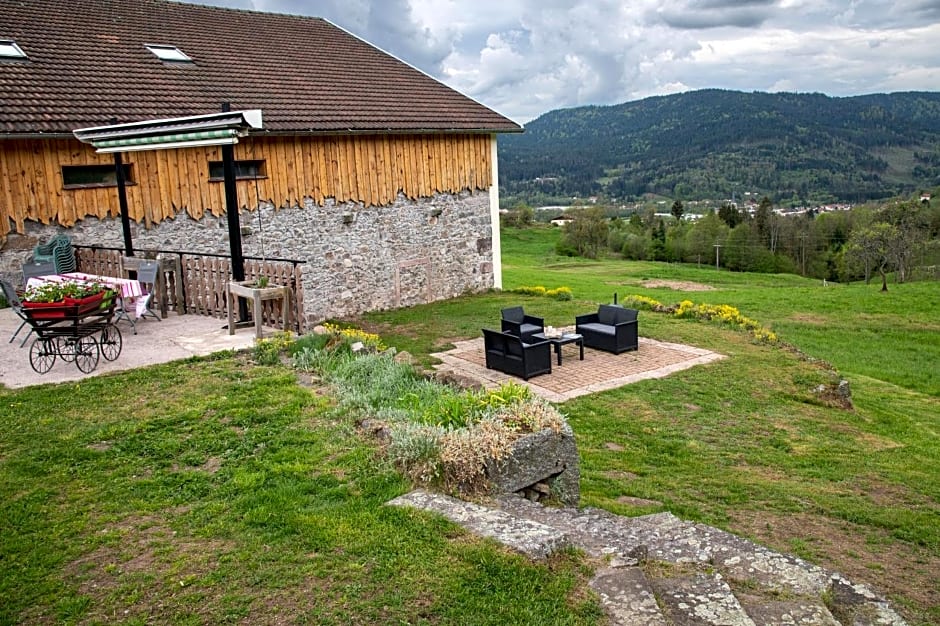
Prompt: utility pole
<box><xmin>798</xmin><ymin>234</ymin><xmax>807</xmax><ymax>276</ymax></box>
<box><xmin>714</xmin><ymin>244</ymin><xmax>722</xmax><ymax>270</ymax></box>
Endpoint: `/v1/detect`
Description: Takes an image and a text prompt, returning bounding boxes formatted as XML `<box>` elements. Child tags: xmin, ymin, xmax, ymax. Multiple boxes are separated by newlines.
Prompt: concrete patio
<box><xmin>0</xmin><ymin>307</ymin><xmax>259</xmax><ymax>389</ymax></box>
<box><xmin>2</xmin><ymin>304</ymin><xmax>725</xmax><ymax>400</ymax></box>
<box><xmin>432</xmin><ymin>330</ymin><xmax>725</xmax><ymax>402</ymax></box>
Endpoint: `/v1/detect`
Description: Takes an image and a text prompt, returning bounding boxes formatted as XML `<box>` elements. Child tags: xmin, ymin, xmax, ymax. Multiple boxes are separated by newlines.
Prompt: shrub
<box><xmin>291</xmin><ymin>343</ymin><xmax>568</xmax><ymax>493</ymax></box>
<box><xmin>387</xmin><ymin>422</ymin><xmax>445</xmax><ymax>484</ymax></box>
<box><xmin>321</xmin><ymin>322</ymin><xmax>385</xmax><ymax>351</ymax></box>
<box><xmin>622</xmin><ymin>294</ymin><xmax>664</xmax><ymax>311</ymax></box>
<box><xmin>507</xmin><ymin>285</ymin><xmax>573</xmax><ymax>300</ymax></box>
<box><xmin>673</xmin><ymin>299</ymin><xmax>777</xmax><ymax>344</ymax></box>
<box><xmin>252</xmin><ymin>331</ymin><xmax>295</xmax><ymax>365</ymax></box>
<box><xmin>290</xmin><ymin>332</ymin><xmax>331</xmax><ymax>355</ymax></box>
<box><xmin>546</xmin><ymin>286</ymin><xmax>573</xmax><ymax>301</ymax></box>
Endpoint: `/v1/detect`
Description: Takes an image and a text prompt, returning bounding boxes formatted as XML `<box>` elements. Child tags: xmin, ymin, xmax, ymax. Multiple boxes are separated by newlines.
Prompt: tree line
<box><xmin>504</xmin><ymin>196</ymin><xmax>940</xmax><ymax>288</ymax></box>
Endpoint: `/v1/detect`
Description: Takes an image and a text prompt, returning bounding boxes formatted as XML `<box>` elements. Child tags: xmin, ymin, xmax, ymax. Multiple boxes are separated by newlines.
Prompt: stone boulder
<box><xmin>485</xmin><ymin>421</ymin><xmax>580</xmax><ymax>506</ymax></box>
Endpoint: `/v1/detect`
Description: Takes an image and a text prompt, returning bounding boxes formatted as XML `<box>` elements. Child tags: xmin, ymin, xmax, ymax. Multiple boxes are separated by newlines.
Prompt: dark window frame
<box><xmin>62</xmin><ymin>164</ymin><xmax>135</xmax><ymax>190</ymax></box>
<box><xmin>208</xmin><ymin>159</ymin><xmax>267</xmax><ymax>182</ymax></box>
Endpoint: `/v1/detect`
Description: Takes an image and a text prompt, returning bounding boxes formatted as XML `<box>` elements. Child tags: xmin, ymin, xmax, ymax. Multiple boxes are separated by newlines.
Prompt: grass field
<box><xmin>366</xmin><ymin>226</ymin><xmax>940</xmax><ymax>623</ymax></box>
<box><xmin>1</xmin><ymin>225</ymin><xmax>937</xmax><ymax>624</ymax></box>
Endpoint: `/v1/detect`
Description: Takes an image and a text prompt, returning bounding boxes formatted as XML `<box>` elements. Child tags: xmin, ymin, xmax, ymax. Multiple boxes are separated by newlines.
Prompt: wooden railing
<box><xmin>74</xmin><ymin>246</ymin><xmax>306</xmax><ymax>333</ymax></box>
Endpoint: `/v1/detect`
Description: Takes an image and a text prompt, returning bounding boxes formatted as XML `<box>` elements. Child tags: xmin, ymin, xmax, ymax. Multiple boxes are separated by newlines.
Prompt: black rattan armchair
<box><xmin>482</xmin><ymin>328</ymin><xmax>552</xmax><ymax>380</ymax></box>
<box><xmin>500</xmin><ymin>306</ymin><xmax>544</xmax><ymax>341</ymax></box>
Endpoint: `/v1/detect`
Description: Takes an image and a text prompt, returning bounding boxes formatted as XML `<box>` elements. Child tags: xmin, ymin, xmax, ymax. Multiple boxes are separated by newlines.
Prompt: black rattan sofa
<box><xmin>575</xmin><ymin>304</ymin><xmax>638</xmax><ymax>354</ymax></box>
<box><xmin>482</xmin><ymin>328</ymin><xmax>552</xmax><ymax>380</ymax></box>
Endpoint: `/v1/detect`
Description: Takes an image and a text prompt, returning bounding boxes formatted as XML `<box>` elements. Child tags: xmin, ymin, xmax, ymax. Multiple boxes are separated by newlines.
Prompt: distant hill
<box><xmin>497</xmin><ymin>89</ymin><xmax>940</xmax><ymax>206</ymax></box>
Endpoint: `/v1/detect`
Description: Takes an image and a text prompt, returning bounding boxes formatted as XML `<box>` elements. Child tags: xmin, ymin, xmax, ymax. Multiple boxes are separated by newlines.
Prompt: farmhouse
<box><xmin>0</xmin><ymin>0</ymin><xmax>521</xmax><ymax>327</ymax></box>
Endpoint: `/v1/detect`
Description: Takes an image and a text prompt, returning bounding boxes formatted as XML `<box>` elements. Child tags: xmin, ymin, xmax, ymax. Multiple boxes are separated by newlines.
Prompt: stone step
<box><xmin>389</xmin><ymin>491</ymin><xmax>909</xmax><ymax>626</ymax></box>
<box><xmin>736</xmin><ymin>592</ymin><xmax>841</xmax><ymax>626</ymax></box>
<box><xmin>589</xmin><ymin>566</ymin><xmax>668</xmax><ymax>626</ymax></box>
<box><xmin>648</xmin><ymin>572</ymin><xmax>757</xmax><ymax>626</ymax></box>
<box><xmin>495</xmin><ymin>493</ymin><xmax>686</xmax><ymax>562</ymax></box>
<box><xmin>386</xmin><ymin>489</ymin><xmax>570</xmax><ymax>559</ymax></box>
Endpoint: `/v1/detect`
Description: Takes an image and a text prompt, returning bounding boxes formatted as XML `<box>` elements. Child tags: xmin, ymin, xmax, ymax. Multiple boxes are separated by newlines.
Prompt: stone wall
<box><xmin>0</xmin><ymin>190</ymin><xmax>496</xmax><ymax>325</ymax></box>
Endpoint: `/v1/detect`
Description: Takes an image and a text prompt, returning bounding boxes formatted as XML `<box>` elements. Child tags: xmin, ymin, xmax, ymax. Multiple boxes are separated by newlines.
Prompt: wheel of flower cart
<box><xmin>73</xmin><ymin>335</ymin><xmax>100</xmax><ymax>373</ymax></box>
<box><xmin>98</xmin><ymin>323</ymin><xmax>122</xmax><ymax>362</ymax></box>
<box><xmin>29</xmin><ymin>337</ymin><xmax>57</xmax><ymax>373</ymax></box>
<box><xmin>57</xmin><ymin>336</ymin><xmax>78</xmax><ymax>362</ymax></box>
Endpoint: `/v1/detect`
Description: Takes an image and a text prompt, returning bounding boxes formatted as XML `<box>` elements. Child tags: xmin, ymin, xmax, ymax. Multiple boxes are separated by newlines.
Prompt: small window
<box><xmin>62</xmin><ymin>164</ymin><xmax>134</xmax><ymax>189</ymax></box>
<box><xmin>0</xmin><ymin>40</ymin><xmax>27</xmax><ymax>59</ymax></box>
<box><xmin>208</xmin><ymin>159</ymin><xmax>266</xmax><ymax>181</ymax></box>
<box><xmin>145</xmin><ymin>44</ymin><xmax>192</xmax><ymax>63</ymax></box>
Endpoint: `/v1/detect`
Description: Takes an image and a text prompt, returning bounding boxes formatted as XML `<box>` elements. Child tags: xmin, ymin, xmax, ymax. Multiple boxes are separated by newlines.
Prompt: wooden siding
<box><xmin>0</xmin><ymin>133</ymin><xmax>493</xmax><ymax>236</ymax></box>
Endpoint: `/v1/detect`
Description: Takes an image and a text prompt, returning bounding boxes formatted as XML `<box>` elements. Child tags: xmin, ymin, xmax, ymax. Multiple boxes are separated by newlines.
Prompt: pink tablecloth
<box><xmin>27</xmin><ymin>272</ymin><xmax>143</xmax><ymax>299</ymax></box>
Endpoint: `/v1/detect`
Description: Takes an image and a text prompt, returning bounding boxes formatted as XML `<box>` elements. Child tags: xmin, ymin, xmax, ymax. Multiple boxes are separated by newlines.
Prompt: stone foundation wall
<box><xmin>0</xmin><ymin>190</ymin><xmax>496</xmax><ymax>325</ymax></box>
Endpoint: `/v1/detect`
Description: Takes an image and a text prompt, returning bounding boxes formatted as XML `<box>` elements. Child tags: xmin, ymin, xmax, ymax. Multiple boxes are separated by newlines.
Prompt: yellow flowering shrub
<box><xmin>624</xmin><ymin>294</ymin><xmax>665</xmax><ymax>311</ymax></box>
<box><xmin>672</xmin><ymin>299</ymin><xmax>777</xmax><ymax>344</ymax></box>
<box><xmin>545</xmin><ymin>286</ymin><xmax>573</xmax><ymax>301</ymax></box>
<box><xmin>322</xmin><ymin>322</ymin><xmax>386</xmax><ymax>351</ymax></box>
<box><xmin>508</xmin><ymin>285</ymin><xmax>573</xmax><ymax>301</ymax></box>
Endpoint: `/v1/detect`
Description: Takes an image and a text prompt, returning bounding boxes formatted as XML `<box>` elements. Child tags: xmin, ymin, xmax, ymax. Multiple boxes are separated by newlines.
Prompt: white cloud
<box><xmin>176</xmin><ymin>0</ymin><xmax>940</xmax><ymax>122</ymax></box>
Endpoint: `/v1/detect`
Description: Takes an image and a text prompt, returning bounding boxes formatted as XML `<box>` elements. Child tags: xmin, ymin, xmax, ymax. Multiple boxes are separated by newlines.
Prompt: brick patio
<box><xmin>432</xmin><ymin>331</ymin><xmax>725</xmax><ymax>402</ymax></box>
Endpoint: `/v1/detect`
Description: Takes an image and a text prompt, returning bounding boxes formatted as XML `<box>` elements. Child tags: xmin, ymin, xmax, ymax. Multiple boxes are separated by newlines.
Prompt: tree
<box><xmin>685</xmin><ymin>211</ymin><xmax>729</xmax><ymax>266</ymax></box>
<box><xmin>753</xmin><ymin>196</ymin><xmax>773</xmax><ymax>246</ymax></box>
<box><xmin>846</xmin><ymin>223</ymin><xmax>897</xmax><ymax>291</ymax></box>
<box><xmin>670</xmin><ymin>199</ymin><xmax>684</xmax><ymax>221</ymax></box>
<box><xmin>718</xmin><ymin>202</ymin><xmax>743</xmax><ymax>228</ymax></box>
<box><xmin>560</xmin><ymin>206</ymin><xmax>609</xmax><ymax>259</ymax></box>
<box><xmin>877</xmin><ymin>200</ymin><xmax>929</xmax><ymax>283</ymax></box>
<box><xmin>650</xmin><ymin>219</ymin><xmax>667</xmax><ymax>261</ymax></box>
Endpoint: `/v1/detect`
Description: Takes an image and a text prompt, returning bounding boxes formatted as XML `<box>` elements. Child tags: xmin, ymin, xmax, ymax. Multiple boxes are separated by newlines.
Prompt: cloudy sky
<box><xmin>178</xmin><ymin>0</ymin><xmax>940</xmax><ymax>123</ymax></box>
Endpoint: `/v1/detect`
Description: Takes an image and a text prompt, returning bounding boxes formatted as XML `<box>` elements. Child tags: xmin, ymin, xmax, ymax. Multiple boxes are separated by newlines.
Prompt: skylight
<box><xmin>145</xmin><ymin>44</ymin><xmax>192</xmax><ymax>63</ymax></box>
<box><xmin>0</xmin><ymin>40</ymin><xmax>27</xmax><ymax>59</ymax></box>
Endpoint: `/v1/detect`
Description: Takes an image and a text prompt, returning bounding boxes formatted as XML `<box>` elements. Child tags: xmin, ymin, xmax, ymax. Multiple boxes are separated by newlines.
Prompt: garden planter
<box><xmin>227</xmin><ymin>280</ymin><xmax>291</xmax><ymax>339</ymax></box>
<box><xmin>64</xmin><ymin>291</ymin><xmax>105</xmax><ymax>314</ymax></box>
<box><xmin>22</xmin><ymin>300</ymin><xmax>66</xmax><ymax>319</ymax></box>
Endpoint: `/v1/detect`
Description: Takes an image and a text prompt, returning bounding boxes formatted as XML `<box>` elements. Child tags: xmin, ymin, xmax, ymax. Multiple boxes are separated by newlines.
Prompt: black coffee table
<box><xmin>533</xmin><ymin>332</ymin><xmax>584</xmax><ymax>366</ymax></box>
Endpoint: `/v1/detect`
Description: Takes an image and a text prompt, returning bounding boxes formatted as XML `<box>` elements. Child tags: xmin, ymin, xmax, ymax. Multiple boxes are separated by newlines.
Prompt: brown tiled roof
<box><xmin>0</xmin><ymin>0</ymin><xmax>521</xmax><ymax>136</ymax></box>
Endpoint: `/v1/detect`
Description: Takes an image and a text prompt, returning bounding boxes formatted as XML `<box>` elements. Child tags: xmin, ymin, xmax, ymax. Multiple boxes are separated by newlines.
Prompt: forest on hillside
<box><xmin>498</xmin><ymin>90</ymin><xmax>940</xmax><ymax>207</ymax></box>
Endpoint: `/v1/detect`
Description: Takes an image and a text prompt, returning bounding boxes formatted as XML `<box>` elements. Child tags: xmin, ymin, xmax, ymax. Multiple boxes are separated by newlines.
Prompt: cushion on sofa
<box><xmin>578</xmin><ymin>322</ymin><xmax>616</xmax><ymax>336</ymax></box>
<box><xmin>518</xmin><ymin>323</ymin><xmax>541</xmax><ymax>336</ymax></box>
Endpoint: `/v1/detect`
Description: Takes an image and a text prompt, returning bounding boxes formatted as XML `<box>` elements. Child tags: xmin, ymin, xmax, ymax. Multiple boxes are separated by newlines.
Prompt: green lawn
<box><xmin>367</xmin><ymin>226</ymin><xmax>940</xmax><ymax>623</ymax></box>
<box><xmin>0</xmin><ymin>357</ymin><xmax>599</xmax><ymax>625</ymax></box>
<box><xmin>1</xmin><ymin>225</ymin><xmax>937</xmax><ymax>624</ymax></box>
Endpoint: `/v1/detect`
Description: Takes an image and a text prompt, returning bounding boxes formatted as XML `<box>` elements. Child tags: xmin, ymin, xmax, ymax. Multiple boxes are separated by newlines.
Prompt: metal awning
<box><xmin>73</xmin><ymin>109</ymin><xmax>263</xmax><ymax>153</ymax></box>
<box><xmin>70</xmin><ymin>109</ymin><xmax>264</xmax><ymax>298</ymax></box>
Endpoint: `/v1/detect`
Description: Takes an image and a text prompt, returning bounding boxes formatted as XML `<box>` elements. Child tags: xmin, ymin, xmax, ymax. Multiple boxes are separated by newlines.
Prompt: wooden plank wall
<box><xmin>0</xmin><ymin>133</ymin><xmax>493</xmax><ymax>236</ymax></box>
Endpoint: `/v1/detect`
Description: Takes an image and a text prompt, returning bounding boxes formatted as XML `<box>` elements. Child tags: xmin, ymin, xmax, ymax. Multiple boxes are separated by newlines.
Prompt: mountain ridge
<box><xmin>497</xmin><ymin>89</ymin><xmax>940</xmax><ymax>205</ymax></box>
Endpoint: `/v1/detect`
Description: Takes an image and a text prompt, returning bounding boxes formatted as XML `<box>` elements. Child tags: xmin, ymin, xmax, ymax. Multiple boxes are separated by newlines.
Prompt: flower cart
<box><xmin>20</xmin><ymin>281</ymin><xmax>122</xmax><ymax>374</ymax></box>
